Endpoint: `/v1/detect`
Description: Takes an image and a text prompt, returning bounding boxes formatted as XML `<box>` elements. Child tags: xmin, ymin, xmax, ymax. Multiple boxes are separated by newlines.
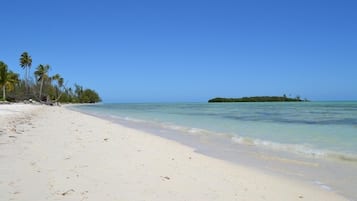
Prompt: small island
<box><xmin>208</xmin><ymin>96</ymin><xmax>308</xmax><ymax>103</ymax></box>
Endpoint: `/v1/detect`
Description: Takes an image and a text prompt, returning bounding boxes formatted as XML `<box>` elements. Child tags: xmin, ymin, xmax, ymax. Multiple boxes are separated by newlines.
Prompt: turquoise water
<box><xmin>71</xmin><ymin>102</ymin><xmax>357</xmax><ymax>199</ymax></box>
<box><xmin>73</xmin><ymin>102</ymin><xmax>357</xmax><ymax>160</ymax></box>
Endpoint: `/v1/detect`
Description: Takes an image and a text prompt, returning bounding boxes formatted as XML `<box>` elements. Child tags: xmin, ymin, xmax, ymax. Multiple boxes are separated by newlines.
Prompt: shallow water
<box><xmin>71</xmin><ymin>102</ymin><xmax>357</xmax><ymax>200</ymax></box>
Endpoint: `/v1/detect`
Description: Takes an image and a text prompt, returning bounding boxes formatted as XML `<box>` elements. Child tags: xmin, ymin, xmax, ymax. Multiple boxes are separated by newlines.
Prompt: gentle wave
<box><xmin>70</xmin><ymin>104</ymin><xmax>357</xmax><ymax>163</ymax></box>
<box><xmin>231</xmin><ymin>136</ymin><xmax>357</xmax><ymax>162</ymax></box>
<box><xmin>108</xmin><ymin>114</ymin><xmax>357</xmax><ymax>163</ymax></box>
<box><xmin>313</xmin><ymin>181</ymin><xmax>332</xmax><ymax>191</ymax></box>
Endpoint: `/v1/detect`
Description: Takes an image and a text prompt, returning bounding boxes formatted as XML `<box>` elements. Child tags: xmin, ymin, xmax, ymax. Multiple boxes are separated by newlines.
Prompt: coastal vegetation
<box><xmin>0</xmin><ymin>52</ymin><xmax>101</xmax><ymax>104</ymax></box>
<box><xmin>0</xmin><ymin>61</ymin><xmax>19</xmax><ymax>101</ymax></box>
<box><xmin>208</xmin><ymin>95</ymin><xmax>308</xmax><ymax>103</ymax></box>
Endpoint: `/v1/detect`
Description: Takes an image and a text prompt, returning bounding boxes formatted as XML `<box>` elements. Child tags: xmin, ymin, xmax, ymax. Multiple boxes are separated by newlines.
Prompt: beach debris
<box><xmin>104</xmin><ymin>138</ymin><xmax>109</xmax><ymax>142</ymax></box>
<box><xmin>9</xmin><ymin>136</ymin><xmax>17</xmax><ymax>138</ymax></box>
<box><xmin>299</xmin><ymin>195</ymin><xmax>304</xmax><ymax>199</ymax></box>
<box><xmin>81</xmin><ymin>190</ymin><xmax>89</xmax><ymax>195</ymax></box>
<box><xmin>62</xmin><ymin>189</ymin><xmax>75</xmax><ymax>196</ymax></box>
<box><xmin>161</xmin><ymin>176</ymin><xmax>170</xmax><ymax>180</ymax></box>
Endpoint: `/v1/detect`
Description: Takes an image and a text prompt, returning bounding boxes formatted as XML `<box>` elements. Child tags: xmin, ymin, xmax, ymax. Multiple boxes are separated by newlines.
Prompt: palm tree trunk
<box><xmin>25</xmin><ymin>68</ymin><xmax>28</xmax><ymax>82</ymax></box>
<box><xmin>39</xmin><ymin>78</ymin><xmax>44</xmax><ymax>101</ymax></box>
<box><xmin>2</xmin><ymin>85</ymin><xmax>6</xmax><ymax>101</ymax></box>
<box><xmin>25</xmin><ymin>68</ymin><xmax>28</xmax><ymax>94</ymax></box>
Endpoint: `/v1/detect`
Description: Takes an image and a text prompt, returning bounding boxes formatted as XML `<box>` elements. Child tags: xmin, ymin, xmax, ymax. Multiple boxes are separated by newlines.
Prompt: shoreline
<box><xmin>69</xmin><ymin>104</ymin><xmax>357</xmax><ymax>200</ymax></box>
<box><xmin>0</xmin><ymin>104</ymin><xmax>349</xmax><ymax>200</ymax></box>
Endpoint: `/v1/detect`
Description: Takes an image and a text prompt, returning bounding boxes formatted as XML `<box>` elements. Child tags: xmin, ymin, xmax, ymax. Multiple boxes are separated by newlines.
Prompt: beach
<box><xmin>0</xmin><ymin>104</ymin><xmax>348</xmax><ymax>201</ymax></box>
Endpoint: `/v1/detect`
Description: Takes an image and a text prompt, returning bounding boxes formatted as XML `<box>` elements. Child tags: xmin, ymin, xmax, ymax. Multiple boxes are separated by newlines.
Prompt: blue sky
<box><xmin>1</xmin><ymin>0</ymin><xmax>356</xmax><ymax>102</ymax></box>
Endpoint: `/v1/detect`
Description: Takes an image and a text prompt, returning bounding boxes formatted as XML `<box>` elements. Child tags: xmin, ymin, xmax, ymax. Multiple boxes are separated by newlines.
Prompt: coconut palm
<box><xmin>51</xmin><ymin>73</ymin><xmax>65</xmax><ymax>101</ymax></box>
<box><xmin>58</xmin><ymin>77</ymin><xmax>64</xmax><ymax>88</ymax></box>
<box><xmin>34</xmin><ymin>64</ymin><xmax>50</xmax><ymax>100</ymax></box>
<box><xmin>51</xmin><ymin>73</ymin><xmax>61</xmax><ymax>84</ymax></box>
<box><xmin>0</xmin><ymin>61</ymin><xmax>8</xmax><ymax>100</ymax></box>
<box><xmin>5</xmin><ymin>72</ymin><xmax>19</xmax><ymax>100</ymax></box>
<box><xmin>19</xmin><ymin>52</ymin><xmax>32</xmax><ymax>87</ymax></box>
<box><xmin>53</xmin><ymin>74</ymin><xmax>64</xmax><ymax>88</ymax></box>
<box><xmin>0</xmin><ymin>61</ymin><xmax>19</xmax><ymax>101</ymax></box>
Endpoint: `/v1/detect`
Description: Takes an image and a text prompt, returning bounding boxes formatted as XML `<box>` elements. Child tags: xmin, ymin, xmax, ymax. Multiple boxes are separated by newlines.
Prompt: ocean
<box><xmin>70</xmin><ymin>102</ymin><xmax>357</xmax><ymax>200</ymax></box>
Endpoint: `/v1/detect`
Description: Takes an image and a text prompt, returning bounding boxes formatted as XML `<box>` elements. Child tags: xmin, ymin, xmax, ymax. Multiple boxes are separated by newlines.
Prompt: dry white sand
<box><xmin>0</xmin><ymin>104</ymin><xmax>348</xmax><ymax>201</ymax></box>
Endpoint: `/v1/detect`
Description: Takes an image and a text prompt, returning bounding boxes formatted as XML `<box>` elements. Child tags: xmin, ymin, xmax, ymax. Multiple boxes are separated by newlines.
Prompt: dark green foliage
<box><xmin>53</xmin><ymin>84</ymin><xmax>101</xmax><ymax>103</ymax></box>
<box><xmin>208</xmin><ymin>96</ymin><xmax>308</xmax><ymax>103</ymax></box>
<box><xmin>79</xmin><ymin>89</ymin><xmax>101</xmax><ymax>103</ymax></box>
<box><xmin>0</xmin><ymin>61</ymin><xmax>20</xmax><ymax>101</ymax></box>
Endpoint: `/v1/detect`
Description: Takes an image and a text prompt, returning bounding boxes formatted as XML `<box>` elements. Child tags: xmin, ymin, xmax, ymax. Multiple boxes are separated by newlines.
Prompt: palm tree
<box><xmin>34</xmin><ymin>64</ymin><xmax>50</xmax><ymax>101</ymax></box>
<box><xmin>0</xmin><ymin>61</ymin><xmax>8</xmax><ymax>100</ymax></box>
<box><xmin>0</xmin><ymin>61</ymin><xmax>19</xmax><ymax>101</ymax></box>
<box><xmin>58</xmin><ymin>77</ymin><xmax>64</xmax><ymax>88</ymax></box>
<box><xmin>51</xmin><ymin>73</ymin><xmax>64</xmax><ymax>101</ymax></box>
<box><xmin>19</xmin><ymin>52</ymin><xmax>32</xmax><ymax>90</ymax></box>
<box><xmin>74</xmin><ymin>84</ymin><xmax>83</xmax><ymax>102</ymax></box>
<box><xmin>51</xmin><ymin>74</ymin><xmax>61</xmax><ymax>84</ymax></box>
<box><xmin>5</xmin><ymin>71</ymin><xmax>19</xmax><ymax>101</ymax></box>
<box><xmin>53</xmin><ymin>74</ymin><xmax>64</xmax><ymax>89</ymax></box>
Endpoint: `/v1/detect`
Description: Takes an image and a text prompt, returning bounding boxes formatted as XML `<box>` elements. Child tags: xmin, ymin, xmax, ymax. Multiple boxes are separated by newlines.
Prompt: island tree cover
<box><xmin>208</xmin><ymin>96</ymin><xmax>307</xmax><ymax>103</ymax></box>
<box><xmin>0</xmin><ymin>52</ymin><xmax>101</xmax><ymax>103</ymax></box>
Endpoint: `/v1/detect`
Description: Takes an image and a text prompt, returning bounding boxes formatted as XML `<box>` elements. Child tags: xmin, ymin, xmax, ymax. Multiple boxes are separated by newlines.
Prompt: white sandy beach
<box><xmin>0</xmin><ymin>104</ymin><xmax>348</xmax><ymax>201</ymax></box>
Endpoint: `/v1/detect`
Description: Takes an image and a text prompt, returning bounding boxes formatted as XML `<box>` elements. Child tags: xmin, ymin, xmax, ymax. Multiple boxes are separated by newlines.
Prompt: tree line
<box><xmin>208</xmin><ymin>95</ymin><xmax>308</xmax><ymax>103</ymax></box>
<box><xmin>0</xmin><ymin>52</ymin><xmax>101</xmax><ymax>104</ymax></box>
